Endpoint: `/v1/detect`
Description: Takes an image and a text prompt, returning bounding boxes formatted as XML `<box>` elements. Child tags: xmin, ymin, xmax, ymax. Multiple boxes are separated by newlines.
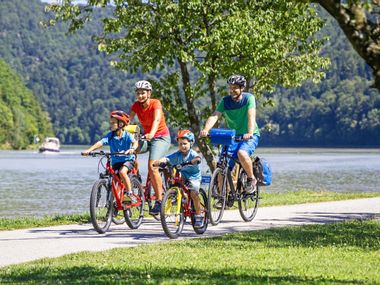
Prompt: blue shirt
<box><xmin>100</xmin><ymin>131</ymin><xmax>135</xmax><ymax>165</ymax></box>
<box><xmin>166</xmin><ymin>149</ymin><xmax>201</xmax><ymax>181</ymax></box>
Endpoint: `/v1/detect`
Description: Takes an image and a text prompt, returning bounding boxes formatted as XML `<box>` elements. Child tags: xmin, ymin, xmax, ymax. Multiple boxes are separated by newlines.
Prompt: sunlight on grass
<box><xmin>0</xmin><ymin>219</ymin><xmax>379</xmax><ymax>284</ymax></box>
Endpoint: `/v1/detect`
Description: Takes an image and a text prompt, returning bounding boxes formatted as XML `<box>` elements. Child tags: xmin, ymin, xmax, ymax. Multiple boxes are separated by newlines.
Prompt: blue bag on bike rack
<box><xmin>253</xmin><ymin>156</ymin><xmax>272</xmax><ymax>186</ymax></box>
<box><xmin>209</xmin><ymin>128</ymin><xmax>236</xmax><ymax>145</ymax></box>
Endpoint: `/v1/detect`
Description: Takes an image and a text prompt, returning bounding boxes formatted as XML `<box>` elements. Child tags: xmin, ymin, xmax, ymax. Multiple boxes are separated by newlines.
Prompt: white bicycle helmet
<box><xmin>135</xmin><ymin>80</ymin><xmax>152</xmax><ymax>91</ymax></box>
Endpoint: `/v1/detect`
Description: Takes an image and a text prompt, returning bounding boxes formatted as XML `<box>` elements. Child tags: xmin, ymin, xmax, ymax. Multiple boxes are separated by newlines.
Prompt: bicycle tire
<box><xmin>238</xmin><ymin>168</ymin><xmax>259</xmax><ymax>222</ymax></box>
<box><xmin>90</xmin><ymin>179</ymin><xmax>113</xmax><ymax>233</ymax></box>
<box><xmin>207</xmin><ymin>167</ymin><xmax>227</xmax><ymax>225</ymax></box>
<box><xmin>160</xmin><ymin>188</ymin><xmax>184</xmax><ymax>239</ymax></box>
<box><xmin>124</xmin><ymin>175</ymin><xmax>145</xmax><ymax>229</ymax></box>
<box><xmin>191</xmin><ymin>188</ymin><xmax>208</xmax><ymax>234</ymax></box>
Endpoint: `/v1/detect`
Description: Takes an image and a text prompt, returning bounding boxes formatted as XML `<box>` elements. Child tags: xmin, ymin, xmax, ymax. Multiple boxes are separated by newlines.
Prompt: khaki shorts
<box><xmin>138</xmin><ymin>135</ymin><xmax>171</xmax><ymax>161</ymax></box>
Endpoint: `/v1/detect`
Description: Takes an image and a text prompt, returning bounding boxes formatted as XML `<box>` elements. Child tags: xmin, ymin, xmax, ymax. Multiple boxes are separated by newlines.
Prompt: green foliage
<box><xmin>46</xmin><ymin>0</ymin><xmax>328</xmax><ymax>138</ymax></box>
<box><xmin>0</xmin><ymin>59</ymin><xmax>52</xmax><ymax>149</ymax></box>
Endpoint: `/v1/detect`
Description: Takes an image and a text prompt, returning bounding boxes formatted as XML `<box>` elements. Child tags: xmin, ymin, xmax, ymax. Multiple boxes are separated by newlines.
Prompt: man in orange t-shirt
<box><xmin>129</xmin><ymin>80</ymin><xmax>171</xmax><ymax>215</ymax></box>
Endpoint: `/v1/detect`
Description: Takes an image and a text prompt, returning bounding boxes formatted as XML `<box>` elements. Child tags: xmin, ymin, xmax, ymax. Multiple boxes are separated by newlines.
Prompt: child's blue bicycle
<box><xmin>207</xmin><ymin>129</ymin><xmax>260</xmax><ymax>225</ymax></box>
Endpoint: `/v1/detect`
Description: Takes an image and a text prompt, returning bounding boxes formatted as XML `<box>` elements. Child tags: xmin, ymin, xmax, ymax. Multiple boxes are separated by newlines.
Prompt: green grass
<box><xmin>0</xmin><ymin>219</ymin><xmax>379</xmax><ymax>284</ymax></box>
<box><xmin>260</xmin><ymin>190</ymin><xmax>380</xmax><ymax>207</ymax></box>
<box><xmin>0</xmin><ymin>213</ymin><xmax>91</xmax><ymax>231</ymax></box>
<box><xmin>1</xmin><ymin>190</ymin><xmax>379</xmax><ymax>231</ymax></box>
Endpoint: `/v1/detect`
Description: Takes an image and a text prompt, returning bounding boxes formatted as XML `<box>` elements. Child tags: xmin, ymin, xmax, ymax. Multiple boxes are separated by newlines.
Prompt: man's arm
<box><xmin>200</xmin><ymin>111</ymin><xmax>222</xmax><ymax>137</ymax></box>
<box><xmin>244</xmin><ymin>108</ymin><xmax>256</xmax><ymax>140</ymax></box>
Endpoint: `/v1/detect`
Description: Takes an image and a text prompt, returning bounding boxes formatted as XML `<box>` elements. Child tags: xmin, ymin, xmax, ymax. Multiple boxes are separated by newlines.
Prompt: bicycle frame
<box><xmin>166</xmin><ymin>167</ymin><xmax>196</xmax><ymax>219</ymax></box>
<box><xmin>99</xmin><ymin>154</ymin><xmax>142</xmax><ymax>211</ymax></box>
<box><xmin>216</xmin><ymin>145</ymin><xmax>244</xmax><ymax>202</ymax></box>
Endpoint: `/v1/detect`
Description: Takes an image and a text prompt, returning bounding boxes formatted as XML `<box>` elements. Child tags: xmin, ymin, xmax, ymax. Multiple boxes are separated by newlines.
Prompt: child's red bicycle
<box><xmin>159</xmin><ymin>161</ymin><xmax>208</xmax><ymax>239</ymax></box>
<box><xmin>83</xmin><ymin>151</ymin><xmax>144</xmax><ymax>233</ymax></box>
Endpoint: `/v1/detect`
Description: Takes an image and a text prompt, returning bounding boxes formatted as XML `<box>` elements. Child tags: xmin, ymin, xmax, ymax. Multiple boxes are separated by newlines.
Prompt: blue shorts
<box><xmin>226</xmin><ymin>135</ymin><xmax>259</xmax><ymax>169</ymax></box>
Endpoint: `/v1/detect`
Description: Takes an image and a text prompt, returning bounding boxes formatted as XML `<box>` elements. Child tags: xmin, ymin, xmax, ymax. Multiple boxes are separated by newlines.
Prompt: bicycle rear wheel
<box><xmin>207</xmin><ymin>167</ymin><xmax>227</xmax><ymax>225</ymax></box>
<box><xmin>90</xmin><ymin>179</ymin><xmax>113</xmax><ymax>233</ymax></box>
<box><xmin>160</xmin><ymin>188</ymin><xmax>184</xmax><ymax>239</ymax></box>
<box><xmin>191</xmin><ymin>189</ymin><xmax>208</xmax><ymax>234</ymax></box>
<box><xmin>238</xmin><ymin>168</ymin><xmax>259</xmax><ymax>222</ymax></box>
<box><xmin>147</xmin><ymin>171</ymin><xmax>168</xmax><ymax>221</ymax></box>
<box><xmin>124</xmin><ymin>175</ymin><xmax>144</xmax><ymax>229</ymax></box>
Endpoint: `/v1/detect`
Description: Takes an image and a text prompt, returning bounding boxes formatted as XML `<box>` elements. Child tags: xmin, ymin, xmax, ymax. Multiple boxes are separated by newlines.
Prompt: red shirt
<box><xmin>131</xmin><ymin>99</ymin><xmax>170</xmax><ymax>137</ymax></box>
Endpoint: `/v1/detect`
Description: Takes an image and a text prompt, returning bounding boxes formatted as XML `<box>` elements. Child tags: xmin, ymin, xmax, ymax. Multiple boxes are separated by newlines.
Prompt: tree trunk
<box><xmin>315</xmin><ymin>0</ymin><xmax>380</xmax><ymax>90</ymax></box>
<box><xmin>179</xmin><ymin>60</ymin><xmax>216</xmax><ymax>172</ymax></box>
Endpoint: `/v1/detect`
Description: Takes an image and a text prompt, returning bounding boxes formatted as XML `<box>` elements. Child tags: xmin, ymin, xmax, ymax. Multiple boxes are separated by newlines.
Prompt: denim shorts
<box><xmin>227</xmin><ymin>135</ymin><xmax>259</xmax><ymax>169</ymax></box>
<box><xmin>138</xmin><ymin>135</ymin><xmax>171</xmax><ymax>161</ymax></box>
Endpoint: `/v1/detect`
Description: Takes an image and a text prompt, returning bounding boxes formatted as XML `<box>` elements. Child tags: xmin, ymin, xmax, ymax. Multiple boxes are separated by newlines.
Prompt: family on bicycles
<box><xmin>83</xmin><ymin>74</ymin><xmax>260</xmax><ymax>236</ymax></box>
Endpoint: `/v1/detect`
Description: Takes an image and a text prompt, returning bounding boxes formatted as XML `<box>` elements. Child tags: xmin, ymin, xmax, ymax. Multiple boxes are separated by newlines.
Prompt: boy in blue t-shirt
<box><xmin>83</xmin><ymin>110</ymin><xmax>138</xmax><ymax>204</ymax></box>
<box><xmin>153</xmin><ymin>130</ymin><xmax>203</xmax><ymax>228</ymax></box>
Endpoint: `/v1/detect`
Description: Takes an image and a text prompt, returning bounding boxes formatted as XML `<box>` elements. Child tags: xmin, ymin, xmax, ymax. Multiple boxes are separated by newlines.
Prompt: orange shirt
<box><xmin>131</xmin><ymin>99</ymin><xmax>170</xmax><ymax>137</ymax></box>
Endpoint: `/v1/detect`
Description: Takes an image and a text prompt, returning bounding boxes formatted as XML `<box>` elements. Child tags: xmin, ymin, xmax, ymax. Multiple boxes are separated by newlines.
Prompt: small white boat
<box><xmin>39</xmin><ymin>137</ymin><xmax>60</xmax><ymax>153</ymax></box>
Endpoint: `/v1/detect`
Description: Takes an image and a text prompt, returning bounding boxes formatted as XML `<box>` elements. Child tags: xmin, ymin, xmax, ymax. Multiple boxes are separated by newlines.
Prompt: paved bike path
<box><xmin>1</xmin><ymin>197</ymin><xmax>379</xmax><ymax>268</ymax></box>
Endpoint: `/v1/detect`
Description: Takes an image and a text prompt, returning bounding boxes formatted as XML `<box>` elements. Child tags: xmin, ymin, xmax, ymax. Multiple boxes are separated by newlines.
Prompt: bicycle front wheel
<box><xmin>207</xmin><ymin>167</ymin><xmax>227</xmax><ymax>225</ymax></box>
<box><xmin>160</xmin><ymin>188</ymin><xmax>184</xmax><ymax>239</ymax></box>
<box><xmin>124</xmin><ymin>175</ymin><xmax>145</xmax><ymax>229</ymax></box>
<box><xmin>90</xmin><ymin>179</ymin><xmax>113</xmax><ymax>233</ymax></box>
<box><xmin>238</xmin><ymin>168</ymin><xmax>260</xmax><ymax>222</ymax></box>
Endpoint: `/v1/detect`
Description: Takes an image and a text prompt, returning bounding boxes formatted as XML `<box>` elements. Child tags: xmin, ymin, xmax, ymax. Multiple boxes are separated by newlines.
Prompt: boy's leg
<box><xmin>119</xmin><ymin>166</ymin><xmax>132</xmax><ymax>192</ymax></box>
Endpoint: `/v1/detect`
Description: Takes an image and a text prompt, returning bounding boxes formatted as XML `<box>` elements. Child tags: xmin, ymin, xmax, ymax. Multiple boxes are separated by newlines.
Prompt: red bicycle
<box><xmin>160</xmin><ymin>161</ymin><xmax>208</xmax><ymax>239</ymax></box>
<box><xmin>83</xmin><ymin>151</ymin><xmax>144</xmax><ymax>233</ymax></box>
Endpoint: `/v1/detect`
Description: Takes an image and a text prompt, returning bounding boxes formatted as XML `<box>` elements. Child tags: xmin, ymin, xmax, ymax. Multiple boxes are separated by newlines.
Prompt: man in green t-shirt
<box><xmin>200</xmin><ymin>75</ymin><xmax>260</xmax><ymax>193</ymax></box>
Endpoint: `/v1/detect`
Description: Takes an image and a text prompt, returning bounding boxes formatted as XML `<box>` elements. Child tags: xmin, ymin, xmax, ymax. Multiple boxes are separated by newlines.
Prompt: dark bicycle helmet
<box><xmin>176</xmin><ymin>129</ymin><xmax>195</xmax><ymax>144</ymax></box>
<box><xmin>227</xmin><ymin>75</ymin><xmax>247</xmax><ymax>87</ymax></box>
<box><xmin>110</xmin><ymin>110</ymin><xmax>130</xmax><ymax>126</ymax></box>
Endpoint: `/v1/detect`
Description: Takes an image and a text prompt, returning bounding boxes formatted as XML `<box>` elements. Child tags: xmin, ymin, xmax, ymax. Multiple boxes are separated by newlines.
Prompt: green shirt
<box><xmin>216</xmin><ymin>92</ymin><xmax>260</xmax><ymax>136</ymax></box>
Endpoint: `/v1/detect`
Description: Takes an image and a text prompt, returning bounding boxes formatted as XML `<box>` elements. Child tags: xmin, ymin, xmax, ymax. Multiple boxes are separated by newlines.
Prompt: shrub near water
<box><xmin>0</xmin><ymin>219</ymin><xmax>379</xmax><ymax>284</ymax></box>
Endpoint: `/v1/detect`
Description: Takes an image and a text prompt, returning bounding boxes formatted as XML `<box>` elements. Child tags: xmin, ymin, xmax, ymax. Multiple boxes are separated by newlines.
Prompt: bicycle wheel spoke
<box><xmin>90</xmin><ymin>179</ymin><xmax>113</xmax><ymax>233</ymax></box>
<box><xmin>124</xmin><ymin>175</ymin><xmax>144</xmax><ymax>229</ymax></box>
<box><xmin>238</xmin><ymin>169</ymin><xmax>259</xmax><ymax>222</ymax></box>
<box><xmin>160</xmin><ymin>188</ymin><xmax>184</xmax><ymax>239</ymax></box>
<box><xmin>207</xmin><ymin>168</ymin><xmax>226</xmax><ymax>225</ymax></box>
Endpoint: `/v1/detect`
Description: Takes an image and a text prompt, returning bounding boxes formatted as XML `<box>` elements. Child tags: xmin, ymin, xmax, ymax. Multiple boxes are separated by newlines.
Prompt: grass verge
<box><xmin>1</xmin><ymin>190</ymin><xmax>379</xmax><ymax>231</ymax></box>
<box><xmin>0</xmin><ymin>218</ymin><xmax>379</xmax><ymax>284</ymax></box>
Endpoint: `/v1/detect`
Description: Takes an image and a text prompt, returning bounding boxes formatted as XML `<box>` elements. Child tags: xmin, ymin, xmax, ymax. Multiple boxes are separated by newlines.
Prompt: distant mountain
<box><xmin>0</xmin><ymin>59</ymin><xmax>53</xmax><ymax>149</ymax></box>
<box><xmin>0</xmin><ymin>0</ymin><xmax>379</xmax><ymax>146</ymax></box>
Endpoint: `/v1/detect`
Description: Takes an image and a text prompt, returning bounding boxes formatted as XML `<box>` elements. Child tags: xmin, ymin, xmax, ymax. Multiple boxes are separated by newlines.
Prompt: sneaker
<box><xmin>245</xmin><ymin>179</ymin><xmax>257</xmax><ymax>194</ymax></box>
<box><xmin>122</xmin><ymin>191</ymin><xmax>133</xmax><ymax>205</ymax></box>
<box><xmin>214</xmin><ymin>199</ymin><xmax>224</xmax><ymax>209</ymax></box>
<box><xmin>193</xmin><ymin>214</ymin><xmax>204</xmax><ymax>228</ymax></box>
<box><xmin>149</xmin><ymin>200</ymin><xmax>162</xmax><ymax>215</ymax></box>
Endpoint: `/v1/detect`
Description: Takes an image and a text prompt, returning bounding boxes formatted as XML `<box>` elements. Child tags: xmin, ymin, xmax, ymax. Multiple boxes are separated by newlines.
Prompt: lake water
<box><xmin>1</xmin><ymin>147</ymin><xmax>379</xmax><ymax>218</ymax></box>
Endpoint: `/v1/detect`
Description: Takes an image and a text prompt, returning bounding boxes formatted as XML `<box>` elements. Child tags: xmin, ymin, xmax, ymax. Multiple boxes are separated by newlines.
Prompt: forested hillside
<box><xmin>0</xmin><ymin>0</ymin><xmax>379</xmax><ymax>146</ymax></box>
<box><xmin>0</xmin><ymin>59</ymin><xmax>52</xmax><ymax>149</ymax></box>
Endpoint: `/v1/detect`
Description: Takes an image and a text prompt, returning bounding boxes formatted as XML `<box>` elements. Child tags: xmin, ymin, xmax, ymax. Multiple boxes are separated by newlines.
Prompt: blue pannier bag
<box><xmin>253</xmin><ymin>156</ymin><xmax>272</xmax><ymax>186</ymax></box>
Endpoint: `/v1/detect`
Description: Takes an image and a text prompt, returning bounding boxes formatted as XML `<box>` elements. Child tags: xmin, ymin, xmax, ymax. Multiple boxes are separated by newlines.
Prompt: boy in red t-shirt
<box><xmin>129</xmin><ymin>80</ymin><xmax>171</xmax><ymax>215</ymax></box>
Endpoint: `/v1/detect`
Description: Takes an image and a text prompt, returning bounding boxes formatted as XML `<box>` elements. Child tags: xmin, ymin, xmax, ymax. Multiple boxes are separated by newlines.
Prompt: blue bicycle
<box><xmin>207</xmin><ymin>129</ymin><xmax>260</xmax><ymax>225</ymax></box>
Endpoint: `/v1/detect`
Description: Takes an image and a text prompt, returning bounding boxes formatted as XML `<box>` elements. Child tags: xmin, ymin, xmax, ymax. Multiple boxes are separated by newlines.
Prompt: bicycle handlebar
<box><xmin>81</xmin><ymin>151</ymin><xmax>130</xmax><ymax>157</ymax></box>
<box><xmin>159</xmin><ymin>160</ymin><xmax>200</xmax><ymax>170</ymax></box>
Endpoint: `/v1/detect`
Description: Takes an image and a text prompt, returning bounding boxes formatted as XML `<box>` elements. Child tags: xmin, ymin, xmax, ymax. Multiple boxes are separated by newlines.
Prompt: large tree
<box><xmin>312</xmin><ymin>0</ymin><xmax>380</xmax><ymax>90</ymax></box>
<box><xmin>47</xmin><ymin>0</ymin><xmax>329</xmax><ymax>169</ymax></box>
